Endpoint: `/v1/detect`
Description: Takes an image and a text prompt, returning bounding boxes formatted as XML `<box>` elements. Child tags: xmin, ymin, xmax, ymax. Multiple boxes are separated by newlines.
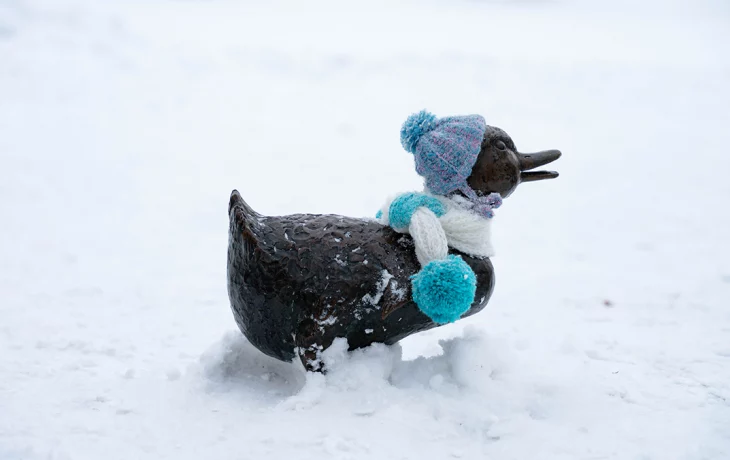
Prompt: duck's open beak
<box><xmin>518</xmin><ymin>149</ymin><xmax>561</xmax><ymax>182</ymax></box>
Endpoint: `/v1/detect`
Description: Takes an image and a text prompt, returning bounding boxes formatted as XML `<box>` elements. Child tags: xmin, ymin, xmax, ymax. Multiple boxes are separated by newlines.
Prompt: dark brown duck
<box><xmin>227</xmin><ymin>115</ymin><xmax>561</xmax><ymax>371</ymax></box>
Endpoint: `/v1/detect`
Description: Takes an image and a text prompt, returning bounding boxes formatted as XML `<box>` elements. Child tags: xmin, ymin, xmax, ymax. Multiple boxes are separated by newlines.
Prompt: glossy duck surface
<box><xmin>227</xmin><ymin>125</ymin><xmax>561</xmax><ymax>371</ymax></box>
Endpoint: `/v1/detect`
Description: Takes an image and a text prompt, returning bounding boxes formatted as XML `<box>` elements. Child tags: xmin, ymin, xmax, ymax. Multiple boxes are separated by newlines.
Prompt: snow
<box><xmin>1</xmin><ymin>0</ymin><xmax>729</xmax><ymax>459</ymax></box>
<box><xmin>361</xmin><ymin>269</ymin><xmax>392</xmax><ymax>306</ymax></box>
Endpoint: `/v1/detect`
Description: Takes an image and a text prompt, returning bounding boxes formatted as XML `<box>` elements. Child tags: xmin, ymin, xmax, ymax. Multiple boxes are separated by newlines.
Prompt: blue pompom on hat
<box><xmin>400</xmin><ymin>110</ymin><xmax>439</xmax><ymax>154</ymax></box>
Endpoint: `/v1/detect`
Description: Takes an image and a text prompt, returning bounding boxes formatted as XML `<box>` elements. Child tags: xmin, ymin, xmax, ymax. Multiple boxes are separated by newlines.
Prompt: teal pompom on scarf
<box><xmin>411</xmin><ymin>255</ymin><xmax>477</xmax><ymax>324</ymax></box>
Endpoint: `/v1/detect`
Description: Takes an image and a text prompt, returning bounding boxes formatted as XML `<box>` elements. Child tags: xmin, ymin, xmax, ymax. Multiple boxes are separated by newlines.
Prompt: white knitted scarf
<box><xmin>376</xmin><ymin>193</ymin><xmax>494</xmax><ymax>267</ymax></box>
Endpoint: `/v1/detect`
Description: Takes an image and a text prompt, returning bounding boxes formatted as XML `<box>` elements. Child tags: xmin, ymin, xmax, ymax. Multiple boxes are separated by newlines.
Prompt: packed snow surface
<box><xmin>1</xmin><ymin>0</ymin><xmax>729</xmax><ymax>459</ymax></box>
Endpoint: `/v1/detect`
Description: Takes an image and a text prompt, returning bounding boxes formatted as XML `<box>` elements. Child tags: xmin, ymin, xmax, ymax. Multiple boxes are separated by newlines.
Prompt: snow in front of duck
<box><xmin>1</xmin><ymin>0</ymin><xmax>729</xmax><ymax>459</ymax></box>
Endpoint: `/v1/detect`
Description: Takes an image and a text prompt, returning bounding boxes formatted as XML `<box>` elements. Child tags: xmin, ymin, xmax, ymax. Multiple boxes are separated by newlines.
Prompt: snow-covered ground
<box><xmin>1</xmin><ymin>0</ymin><xmax>729</xmax><ymax>458</ymax></box>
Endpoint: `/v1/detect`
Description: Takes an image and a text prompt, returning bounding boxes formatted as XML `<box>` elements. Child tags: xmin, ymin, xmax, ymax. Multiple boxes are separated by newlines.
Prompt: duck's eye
<box><xmin>495</xmin><ymin>140</ymin><xmax>507</xmax><ymax>151</ymax></box>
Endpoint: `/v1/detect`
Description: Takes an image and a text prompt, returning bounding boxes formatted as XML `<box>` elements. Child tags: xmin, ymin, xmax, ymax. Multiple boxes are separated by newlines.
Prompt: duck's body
<box><xmin>227</xmin><ymin>115</ymin><xmax>561</xmax><ymax>372</ymax></box>
<box><xmin>227</xmin><ymin>190</ymin><xmax>495</xmax><ymax>370</ymax></box>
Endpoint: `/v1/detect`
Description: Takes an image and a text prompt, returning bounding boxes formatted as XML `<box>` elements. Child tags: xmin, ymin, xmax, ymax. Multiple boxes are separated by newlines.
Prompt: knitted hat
<box><xmin>400</xmin><ymin>110</ymin><xmax>486</xmax><ymax>195</ymax></box>
<box><xmin>400</xmin><ymin>110</ymin><xmax>501</xmax><ymax>217</ymax></box>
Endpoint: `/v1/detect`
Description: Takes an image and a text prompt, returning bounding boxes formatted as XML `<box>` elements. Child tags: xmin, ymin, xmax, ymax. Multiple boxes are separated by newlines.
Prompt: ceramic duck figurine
<box><xmin>227</xmin><ymin>111</ymin><xmax>561</xmax><ymax>371</ymax></box>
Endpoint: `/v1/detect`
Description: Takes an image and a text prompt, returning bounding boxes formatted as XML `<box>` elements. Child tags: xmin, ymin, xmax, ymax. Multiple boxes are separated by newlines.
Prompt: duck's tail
<box><xmin>229</xmin><ymin>189</ymin><xmax>258</xmax><ymax>219</ymax></box>
<box><xmin>228</xmin><ymin>189</ymin><xmax>260</xmax><ymax>249</ymax></box>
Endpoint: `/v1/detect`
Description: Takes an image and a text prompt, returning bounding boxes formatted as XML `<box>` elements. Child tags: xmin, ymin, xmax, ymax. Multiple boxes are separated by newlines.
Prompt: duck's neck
<box><xmin>442</xmin><ymin>189</ymin><xmax>502</xmax><ymax>219</ymax></box>
<box><xmin>435</xmin><ymin>194</ymin><xmax>495</xmax><ymax>258</ymax></box>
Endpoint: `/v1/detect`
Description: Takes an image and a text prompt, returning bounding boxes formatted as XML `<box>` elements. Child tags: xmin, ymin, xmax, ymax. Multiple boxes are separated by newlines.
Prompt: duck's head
<box><xmin>466</xmin><ymin>125</ymin><xmax>561</xmax><ymax>199</ymax></box>
<box><xmin>401</xmin><ymin>111</ymin><xmax>562</xmax><ymax>205</ymax></box>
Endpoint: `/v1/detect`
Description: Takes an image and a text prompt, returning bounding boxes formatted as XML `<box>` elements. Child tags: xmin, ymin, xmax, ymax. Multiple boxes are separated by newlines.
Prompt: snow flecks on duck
<box><xmin>308</xmin><ymin>306</ymin><xmax>339</xmax><ymax>334</ymax></box>
<box><xmin>362</xmin><ymin>270</ymin><xmax>394</xmax><ymax>307</ymax></box>
<box><xmin>334</xmin><ymin>254</ymin><xmax>347</xmax><ymax>267</ymax></box>
<box><xmin>315</xmin><ymin>315</ymin><xmax>338</xmax><ymax>333</ymax></box>
<box><xmin>298</xmin><ymin>343</ymin><xmax>325</xmax><ymax>372</ymax></box>
<box><xmin>390</xmin><ymin>279</ymin><xmax>407</xmax><ymax>301</ymax></box>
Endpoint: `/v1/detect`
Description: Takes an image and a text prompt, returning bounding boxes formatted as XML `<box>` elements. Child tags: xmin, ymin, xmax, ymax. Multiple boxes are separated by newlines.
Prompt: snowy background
<box><xmin>1</xmin><ymin>0</ymin><xmax>729</xmax><ymax>458</ymax></box>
